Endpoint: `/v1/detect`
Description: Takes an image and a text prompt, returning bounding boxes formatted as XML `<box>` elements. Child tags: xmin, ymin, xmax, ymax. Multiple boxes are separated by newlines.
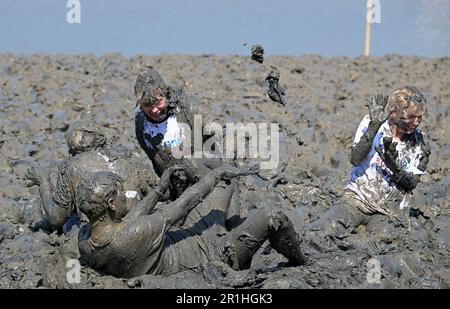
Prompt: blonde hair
<box><xmin>387</xmin><ymin>86</ymin><xmax>426</xmax><ymax>119</ymax></box>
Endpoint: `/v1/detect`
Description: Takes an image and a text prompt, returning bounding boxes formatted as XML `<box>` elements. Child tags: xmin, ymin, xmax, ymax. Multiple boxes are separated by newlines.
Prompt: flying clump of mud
<box><xmin>249</xmin><ymin>44</ymin><xmax>287</xmax><ymax>105</ymax></box>
<box><xmin>0</xmin><ymin>53</ymin><xmax>449</xmax><ymax>289</ymax></box>
<box><xmin>251</xmin><ymin>44</ymin><xmax>265</xmax><ymax>64</ymax></box>
<box><xmin>266</xmin><ymin>66</ymin><xmax>287</xmax><ymax>106</ymax></box>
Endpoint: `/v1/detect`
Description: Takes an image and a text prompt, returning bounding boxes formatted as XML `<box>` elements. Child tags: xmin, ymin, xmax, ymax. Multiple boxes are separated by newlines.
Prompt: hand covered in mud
<box><xmin>375</xmin><ymin>137</ymin><xmax>400</xmax><ymax>173</ymax></box>
<box><xmin>157</xmin><ymin>165</ymin><xmax>185</xmax><ymax>194</ymax></box>
<box><xmin>417</xmin><ymin>137</ymin><xmax>431</xmax><ymax>171</ymax></box>
<box><xmin>367</xmin><ymin>93</ymin><xmax>390</xmax><ymax>124</ymax></box>
<box><xmin>24</xmin><ymin>166</ymin><xmax>45</xmax><ymax>187</ymax></box>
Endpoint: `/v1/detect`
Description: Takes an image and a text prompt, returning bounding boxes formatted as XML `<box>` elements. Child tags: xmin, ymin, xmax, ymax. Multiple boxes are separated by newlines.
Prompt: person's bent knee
<box><xmin>267</xmin><ymin>208</ymin><xmax>291</xmax><ymax>232</ymax></box>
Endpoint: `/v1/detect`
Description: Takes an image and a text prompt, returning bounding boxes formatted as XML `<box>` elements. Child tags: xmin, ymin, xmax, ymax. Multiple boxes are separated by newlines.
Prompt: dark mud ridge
<box><xmin>0</xmin><ymin>53</ymin><xmax>449</xmax><ymax>288</ymax></box>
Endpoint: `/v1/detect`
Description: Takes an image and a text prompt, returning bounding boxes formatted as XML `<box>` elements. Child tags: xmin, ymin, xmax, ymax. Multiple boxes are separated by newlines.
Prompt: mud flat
<box><xmin>0</xmin><ymin>53</ymin><xmax>449</xmax><ymax>288</ymax></box>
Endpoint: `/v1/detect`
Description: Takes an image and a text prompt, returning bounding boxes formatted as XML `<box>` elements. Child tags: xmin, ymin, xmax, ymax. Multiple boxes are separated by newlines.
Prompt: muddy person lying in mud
<box><xmin>26</xmin><ymin>127</ymin><xmax>306</xmax><ymax>278</ymax></box>
<box><xmin>76</xmin><ymin>166</ymin><xmax>305</xmax><ymax>278</ymax></box>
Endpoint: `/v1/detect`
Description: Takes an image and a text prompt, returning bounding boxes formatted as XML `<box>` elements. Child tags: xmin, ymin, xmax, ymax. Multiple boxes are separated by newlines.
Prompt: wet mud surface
<box><xmin>0</xmin><ymin>53</ymin><xmax>449</xmax><ymax>288</ymax></box>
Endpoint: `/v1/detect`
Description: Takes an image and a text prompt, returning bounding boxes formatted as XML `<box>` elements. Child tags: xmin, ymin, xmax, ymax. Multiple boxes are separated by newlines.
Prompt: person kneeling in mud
<box><xmin>308</xmin><ymin>86</ymin><xmax>430</xmax><ymax>242</ymax></box>
<box><xmin>134</xmin><ymin>69</ymin><xmax>247</xmax><ymax>227</ymax></box>
<box><xmin>76</xmin><ymin>166</ymin><xmax>306</xmax><ymax>278</ymax></box>
<box><xmin>25</xmin><ymin>123</ymin><xmax>160</xmax><ymax>233</ymax></box>
<box><xmin>134</xmin><ymin>69</ymin><xmax>223</xmax><ymax>178</ymax></box>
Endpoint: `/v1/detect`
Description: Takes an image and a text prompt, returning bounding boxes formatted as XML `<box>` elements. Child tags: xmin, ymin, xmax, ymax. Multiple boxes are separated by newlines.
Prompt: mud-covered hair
<box><xmin>134</xmin><ymin>70</ymin><xmax>167</xmax><ymax>106</ymax></box>
<box><xmin>387</xmin><ymin>86</ymin><xmax>427</xmax><ymax>119</ymax></box>
<box><xmin>76</xmin><ymin>172</ymin><xmax>123</xmax><ymax>221</ymax></box>
<box><xmin>66</xmin><ymin>122</ymin><xmax>107</xmax><ymax>156</ymax></box>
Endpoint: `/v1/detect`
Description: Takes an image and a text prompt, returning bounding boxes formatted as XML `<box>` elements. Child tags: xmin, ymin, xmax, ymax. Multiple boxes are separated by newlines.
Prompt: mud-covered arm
<box><xmin>391</xmin><ymin>171</ymin><xmax>422</xmax><ymax>193</ymax></box>
<box><xmin>169</xmin><ymin>86</ymin><xmax>219</xmax><ymax>140</ymax></box>
<box><xmin>351</xmin><ymin>94</ymin><xmax>390</xmax><ymax>166</ymax></box>
<box><xmin>132</xmin><ymin>158</ymin><xmax>160</xmax><ymax>198</ymax></box>
<box><xmin>394</xmin><ymin>137</ymin><xmax>430</xmax><ymax>192</ymax></box>
<box><xmin>135</xmin><ymin>110</ymin><xmax>167</xmax><ymax>176</ymax></box>
<box><xmin>25</xmin><ymin>163</ymin><xmax>72</xmax><ymax>229</ymax></box>
<box><xmin>376</xmin><ymin>136</ymin><xmax>430</xmax><ymax>193</ymax></box>
<box><xmin>168</xmin><ymin>86</ymin><xmax>224</xmax><ymax>164</ymax></box>
<box><xmin>135</xmin><ymin>110</ymin><xmax>156</xmax><ymax>161</ymax></box>
<box><xmin>350</xmin><ymin>119</ymin><xmax>383</xmax><ymax>166</ymax></box>
<box><xmin>161</xmin><ymin>166</ymin><xmax>257</xmax><ymax>228</ymax></box>
<box><xmin>124</xmin><ymin>167</ymin><xmax>178</xmax><ymax>220</ymax></box>
<box><xmin>119</xmin><ymin>168</ymin><xmax>237</xmax><ymax>246</ymax></box>
<box><xmin>122</xmin><ymin>167</ymin><xmax>258</xmax><ymax>260</ymax></box>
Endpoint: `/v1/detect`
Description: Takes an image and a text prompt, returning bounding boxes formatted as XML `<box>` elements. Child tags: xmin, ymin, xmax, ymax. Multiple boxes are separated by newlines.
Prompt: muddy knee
<box><xmin>223</xmin><ymin>207</ymin><xmax>305</xmax><ymax>270</ymax></box>
<box><xmin>222</xmin><ymin>207</ymin><xmax>274</xmax><ymax>270</ymax></box>
<box><xmin>267</xmin><ymin>208</ymin><xmax>290</xmax><ymax>230</ymax></box>
<box><xmin>223</xmin><ymin>233</ymin><xmax>262</xmax><ymax>270</ymax></box>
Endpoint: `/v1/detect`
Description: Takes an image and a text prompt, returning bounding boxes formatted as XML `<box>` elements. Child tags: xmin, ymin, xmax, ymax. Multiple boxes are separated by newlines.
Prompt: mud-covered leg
<box><xmin>181</xmin><ymin>180</ymin><xmax>235</xmax><ymax>231</ymax></box>
<box><xmin>366</xmin><ymin>214</ymin><xmax>397</xmax><ymax>243</ymax></box>
<box><xmin>335</xmin><ymin>214</ymin><xmax>394</xmax><ymax>255</ymax></box>
<box><xmin>226</xmin><ymin>179</ymin><xmax>243</xmax><ymax>230</ymax></box>
<box><xmin>307</xmin><ymin>203</ymin><xmax>367</xmax><ymax>237</ymax></box>
<box><xmin>223</xmin><ymin>207</ymin><xmax>305</xmax><ymax>270</ymax></box>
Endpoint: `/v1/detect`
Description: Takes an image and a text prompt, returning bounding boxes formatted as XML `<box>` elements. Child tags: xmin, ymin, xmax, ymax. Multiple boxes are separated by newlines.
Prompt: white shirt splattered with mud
<box><xmin>142</xmin><ymin>114</ymin><xmax>185</xmax><ymax>157</ymax></box>
<box><xmin>346</xmin><ymin>115</ymin><xmax>426</xmax><ymax>215</ymax></box>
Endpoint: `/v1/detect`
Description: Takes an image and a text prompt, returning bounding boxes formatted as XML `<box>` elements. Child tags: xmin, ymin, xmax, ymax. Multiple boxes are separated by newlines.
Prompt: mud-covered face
<box><xmin>393</xmin><ymin>109</ymin><xmax>423</xmax><ymax>135</ymax></box>
<box><xmin>140</xmin><ymin>90</ymin><xmax>169</xmax><ymax>122</ymax></box>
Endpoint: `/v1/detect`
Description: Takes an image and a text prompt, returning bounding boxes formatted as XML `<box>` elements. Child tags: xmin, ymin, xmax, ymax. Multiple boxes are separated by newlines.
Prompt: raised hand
<box><xmin>419</xmin><ymin>138</ymin><xmax>431</xmax><ymax>157</ymax></box>
<box><xmin>367</xmin><ymin>93</ymin><xmax>390</xmax><ymax>124</ymax></box>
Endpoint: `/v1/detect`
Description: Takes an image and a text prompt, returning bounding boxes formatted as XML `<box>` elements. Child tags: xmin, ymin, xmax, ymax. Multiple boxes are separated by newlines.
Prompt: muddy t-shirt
<box><xmin>140</xmin><ymin>111</ymin><xmax>185</xmax><ymax>159</ymax></box>
<box><xmin>77</xmin><ymin>213</ymin><xmax>170</xmax><ymax>278</ymax></box>
<box><xmin>346</xmin><ymin>115</ymin><xmax>426</xmax><ymax>216</ymax></box>
<box><xmin>78</xmin><ymin>208</ymin><xmax>222</xmax><ymax>278</ymax></box>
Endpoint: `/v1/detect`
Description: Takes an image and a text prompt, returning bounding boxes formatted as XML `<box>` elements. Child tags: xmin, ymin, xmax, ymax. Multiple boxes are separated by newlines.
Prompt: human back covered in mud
<box><xmin>24</xmin><ymin>122</ymin><xmax>159</xmax><ymax>233</ymax></box>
